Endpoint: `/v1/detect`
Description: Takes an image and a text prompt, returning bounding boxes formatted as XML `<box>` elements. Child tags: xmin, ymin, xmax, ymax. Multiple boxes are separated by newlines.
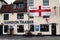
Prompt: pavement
<box><xmin>0</xmin><ymin>35</ymin><xmax>60</xmax><ymax>40</ymax></box>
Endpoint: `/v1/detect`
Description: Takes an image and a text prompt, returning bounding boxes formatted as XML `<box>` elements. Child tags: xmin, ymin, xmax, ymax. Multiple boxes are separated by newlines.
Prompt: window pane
<box><xmin>4</xmin><ymin>14</ymin><xmax>9</xmax><ymax>20</ymax></box>
<box><xmin>17</xmin><ymin>13</ymin><xmax>24</xmax><ymax>19</ymax></box>
<box><xmin>35</xmin><ymin>25</ymin><xmax>39</xmax><ymax>31</ymax></box>
<box><xmin>16</xmin><ymin>3</ymin><xmax>19</xmax><ymax>8</ymax></box>
<box><xmin>19</xmin><ymin>3</ymin><xmax>24</xmax><ymax>9</ymax></box>
<box><xmin>40</xmin><ymin>24</ymin><xmax>49</xmax><ymax>32</ymax></box>
<box><xmin>43</xmin><ymin>0</ymin><xmax>49</xmax><ymax>6</ymax></box>
<box><xmin>14</xmin><ymin>4</ymin><xmax>16</xmax><ymax>9</ymax></box>
<box><xmin>4</xmin><ymin>25</ymin><xmax>8</xmax><ymax>33</ymax></box>
<box><xmin>9</xmin><ymin>25</ymin><xmax>13</xmax><ymax>29</ymax></box>
<box><xmin>30</xmin><ymin>25</ymin><xmax>34</xmax><ymax>31</ymax></box>
<box><xmin>29</xmin><ymin>0</ymin><xmax>34</xmax><ymax>6</ymax></box>
<box><xmin>17</xmin><ymin>25</ymin><xmax>24</xmax><ymax>32</ymax></box>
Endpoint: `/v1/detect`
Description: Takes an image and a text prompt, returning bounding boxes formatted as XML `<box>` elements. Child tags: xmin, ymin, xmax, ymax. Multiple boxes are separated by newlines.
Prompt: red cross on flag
<box><xmin>29</xmin><ymin>6</ymin><xmax>51</xmax><ymax>16</ymax></box>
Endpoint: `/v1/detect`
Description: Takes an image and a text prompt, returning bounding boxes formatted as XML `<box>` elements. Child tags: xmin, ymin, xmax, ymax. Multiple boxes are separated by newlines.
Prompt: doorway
<box><xmin>0</xmin><ymin>25</ymin><xmax>3</xmax><ymax>35</ymax></box>
<box><xmin>51</xmin><ymin>23</ymin><xmax>56</xmax><ymax>36</ymax></box>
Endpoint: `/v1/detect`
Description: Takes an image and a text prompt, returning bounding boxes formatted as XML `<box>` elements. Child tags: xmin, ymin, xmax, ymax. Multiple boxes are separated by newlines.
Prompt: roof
<box><xmin>3</xmin><ymin>1</ymin><xmax>8</xmax><ymax>4</ymax></box>
<box><xmin>13</xmin><ymin>0</ymin><xmax>27</xmax><ymax>4</ymax></box>
<box><xmin>0</xmin><ymin>4</ymin><xmax>27</xmax><ymax>13</ymax></box>
<box><xmin>0</xmin><ymin>0</ymin><xmax>4</xmax><ymax>1</ymax></box>
<box><xmin>0</xmin><ymin>4</ymin><xmax>13</xmax><ymax>13</ymax></box>
<box><xmin>0</xmin><ymin>0</ymin><xmax>8</xmax><ymax>4</ymax></box>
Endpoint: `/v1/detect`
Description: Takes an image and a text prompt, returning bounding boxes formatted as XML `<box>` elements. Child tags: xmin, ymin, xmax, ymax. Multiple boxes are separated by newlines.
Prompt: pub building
<box><xmin>0</xmin><ymin>0</ymin><xmax>60</xmax><ymax>36</ymax></box>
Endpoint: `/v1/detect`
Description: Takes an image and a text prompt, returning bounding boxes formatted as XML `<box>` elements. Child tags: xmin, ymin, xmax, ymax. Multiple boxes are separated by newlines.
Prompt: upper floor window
<box><xmin>29</xmin><ymin>0</ymin><xmax>34</xmax><ymax>6</ymax></box>
<box><xmin>4</xmin><ymin>14</ymin><xmax>9</xmax><ymax>20</ymax></box>
<box><xmin>43</xmin><ymin>0</ymin><xmax>49</xmax><ymax>6</ymax></box>
<box><xmin>14</xmin><ymin>4</ymin><xmax>16</xmax><ymax>9</ymax></box>
<box><xmin>14</xmin><ymin>3</ymin><xmax>24</xmax><ymax>9</ymax></box>
<box><xmin>17</xmin><ymin>13</ymin><xmax>24</xmax><ymax>19</ymax></box>
<box><xmin>19</xmin><ymin>3</ymin><xmax>24</xmax><ymax>9</ymax></box>
<box><xmin>16</xmin><ymin>3</ymin><xmax>19</xmax><ymax>8</ymax></box>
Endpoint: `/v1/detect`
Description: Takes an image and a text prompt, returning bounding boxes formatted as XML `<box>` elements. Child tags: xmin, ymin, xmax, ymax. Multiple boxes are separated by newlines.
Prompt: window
<box><xmin>9</xmin><ymin>25</ymin><xmax>13</xmax><ymax>29</ymax></box>
<box><xmin>29</xmin><ymin>0</ymin><xmax>34</xmax><ymax>6</ymax></box>
<box><xmin>14</xmin><ymin>3</ymin><xmax>24</xmax><ymax>9</ymax></box>
<box><xmin>14</xmin><ymin>4</ymin><xmax>16</xmax><ymax>9</ymax></box>
<box><xmin>35</xmin><ymin>25</ymin><xmax>39</xmax><ymax>31</ymax></box>
<box><xmin>17</xmin><ymin>13</ymin><xmax>24</xmax><ymax>19</ymax></box>
<box><xmin>43</xmin><ymin>0</ymin><xmax>49</xmax><ymax>6</ymax></box>
<box><xmin>4</xmin><ymin>25</ymin><xmax>8</xmax><ymax>33</ymax></box>
<box><xmin>40</xmin><ymin>24</ymin><xmax>49</xmax><ymax>32</ymax></box>
<box><xmin>30</xmin><ymin>25</ymin><xmax>34</xmax><ymax>31</ymax></box>
<box><xmin>17</xmin><ymin>25</ymin><xmax>24</xmax><ymax>32</ymax></box>
<box><xmin>16</xmin><ymin>3</ymin><xmax>19</xmax><ymax>8</ymax></box>
<box><xmin>43</xmin><ymin>16</ymin><xmax>50</xmax><ymax>18</ymax></box>
<box><xmin>29</xmin><ymin>16</ymin><xmax>34</xmax><ymax>19</ymax></box>
<box><xmin>19</xmin><ymin>3</ymin><xmax>24</xmax><ymax>9</ymax></box>
<box><xmin>4</xmin><ymin>14</ymin><xmax>9</xmax><ymax>20</ymax></box>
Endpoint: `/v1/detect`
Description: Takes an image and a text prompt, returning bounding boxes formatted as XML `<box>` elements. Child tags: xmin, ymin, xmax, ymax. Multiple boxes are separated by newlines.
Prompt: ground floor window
<box><xmin>4</xmin><ymin>25</ymin><xmax>8</xmax><ymax>33</ymax></box>
<box><xmin>30</xmin><ymin>25</ymin><xmax>34</xmax><ymax>32</ymax></box>
<box><xmin>17</xmin><ymin>25</ymin><xmax>24</xmax><ymax>33</ymax></box>
<box><xmin>40</xmin><ymin>24</ymin><xmax>49</xmax><ymax>32</ymax></box>
<box><xmin>35</xmin><ymin>25</ymin><xmax>39</xmax><ymax>31</ymax></box>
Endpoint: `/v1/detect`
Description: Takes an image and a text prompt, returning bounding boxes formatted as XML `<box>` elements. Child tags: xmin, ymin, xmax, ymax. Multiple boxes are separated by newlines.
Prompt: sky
<box><xmin>5</xmin><ymin>0</ymin><xmax>15</xmax><ymax>4</ymax></box>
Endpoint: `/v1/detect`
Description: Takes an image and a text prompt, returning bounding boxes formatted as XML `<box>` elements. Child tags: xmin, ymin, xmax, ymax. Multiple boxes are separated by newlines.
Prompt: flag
<box><xmin>29</xmin><ymin>6</ymin><xmax>51</xmax><ymax>16</ymax></box>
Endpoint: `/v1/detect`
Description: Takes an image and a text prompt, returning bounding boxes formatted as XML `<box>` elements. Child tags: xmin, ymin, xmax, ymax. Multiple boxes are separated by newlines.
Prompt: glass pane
<box><xmin>17</xmin><ymin>13</ymin><xmax>24</xmax><ymax>19</ymax></box>
<box><xmin>35</xmin><ymin>25</ymin><xmax>39</xmax><ymax>31</ymax></box>
<box><xmin>43</xmin><ymin>0</ymin><xmax>49</xmax><ymax>6</ymax></box>
<box><xmin>30</xmin><ymin>25</ymin><xmax>34</xmax><ymax>31</ymax></box>
<box><xmin>40</xmin><ymin>24</ymin><xmax>49</xmax><ymax>32</ymax></box>
<box><xmin>4</xmin><ymin>14</ymin><xmax>9</xmax><ymax>20</ymax></box>
<box><xmin>17</xmin><ymin>25</ymin><xmax>24</xmax><ymax>32</ymax></box>
<box><xmin>19</xmin><ymin>3</ymin><xmax>24</xmax><ymax>9</ymax></box>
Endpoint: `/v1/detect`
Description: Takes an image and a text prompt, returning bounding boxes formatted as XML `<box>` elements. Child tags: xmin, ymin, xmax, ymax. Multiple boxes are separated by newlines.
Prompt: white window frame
<box><xmin>29</xmin><ymin>0</ymin><xmax>34</xmax><ymax>6</ymax></box>
<box><xmin>43</xmin><ymin>0</ymin><xmax>49</xmax><ymax>6</ymax></box>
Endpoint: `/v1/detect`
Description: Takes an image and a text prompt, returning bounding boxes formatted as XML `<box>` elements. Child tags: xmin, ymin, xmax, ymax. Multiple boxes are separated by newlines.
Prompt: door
<box><xmin>52</xmin><ymin>23</ymin><xmax>56</xmax><ymax>36</ymax></box>
<box><xmin>0</xmin><ymin>25</ymin><xmax>3</xmax><ymax>35</ymax></box>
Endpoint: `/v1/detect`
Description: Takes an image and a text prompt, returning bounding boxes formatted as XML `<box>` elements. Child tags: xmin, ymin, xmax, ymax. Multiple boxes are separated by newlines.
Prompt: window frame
<box><xmin>4</xmin><ymin>14</ymin><xmax>9</xmax><ymax>20</ymax></box>
<box><xmin>30</xmin><ymin>25</ymin><xmax>34</xmax><ymax>32</ymax></box>
<box><xmin>40</xmin><ymin>24</ymin><xmax>49</xmax><ymax>32</ymax></box>
<box><xmin>14</xmin><ymin>2</ymin><xmax>24</xmax><ymax>9</ymax></box>
<box><xmin>17</xmin><ymin>13</ymin><xmax>24</xmax><ymax>19</ymax></box>
<box><xmin>19</xmin><ymin>3</ymin><xmax>24</xmax><ymax>9</ymax></box>
<box><xmin>35</xmin><ymin>25</ymin><xmax>39</xmax><ymax>31</ymax></box>
<box><xmin>43</xmin><ymin>0</ymin><xmax>49</xmax><ymax>6</ymax></box>
<box><xmin>13</xmin><ymin>4</ymin><xmax>16</xmax><ymax>9</ymax></box>
<box><xmin>29</xmin><ymin>0</ymin><xmax>34</xmax><ymax>6</ymax></box>
<box><xmin>17</xmin><ymin>25</ymin><xmax>24</xmax><ymax>33</ymax></box>
<box><xmin>4</xmin><ymin>25</ymin><xmax>8</xmax><ymax>33</ymax></box>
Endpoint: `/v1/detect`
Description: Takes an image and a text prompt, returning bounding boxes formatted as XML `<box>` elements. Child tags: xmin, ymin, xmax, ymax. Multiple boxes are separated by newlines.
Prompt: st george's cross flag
<box><xmin>29</xmin><ymin>6</ymin><xmax>51</xmax><ymax>16</ymax></box>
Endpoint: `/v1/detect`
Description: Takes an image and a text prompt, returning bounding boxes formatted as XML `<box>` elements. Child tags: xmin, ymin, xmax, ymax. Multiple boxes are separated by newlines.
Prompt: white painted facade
<box><xmin>0</xmin><ymin>0</ymin><xmax>60</xmax><ymax>36</ymax></box>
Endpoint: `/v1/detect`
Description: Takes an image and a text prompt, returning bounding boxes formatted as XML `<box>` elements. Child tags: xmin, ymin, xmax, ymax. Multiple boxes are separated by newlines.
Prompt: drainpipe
<box><xmin>27</xmin><ymin>0</ymin><xmax>30</xmax><ymax>31</ymax></box>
